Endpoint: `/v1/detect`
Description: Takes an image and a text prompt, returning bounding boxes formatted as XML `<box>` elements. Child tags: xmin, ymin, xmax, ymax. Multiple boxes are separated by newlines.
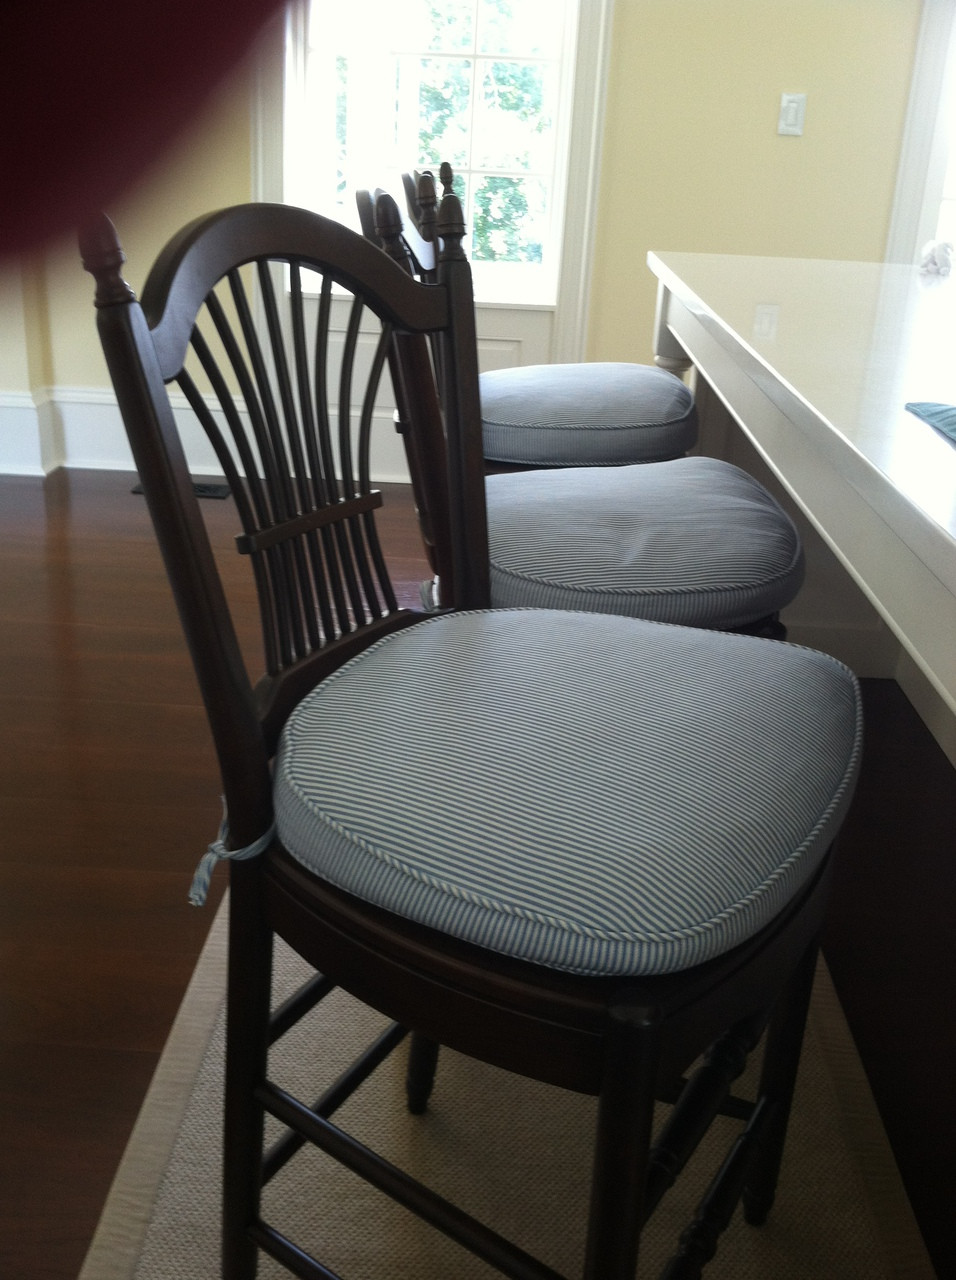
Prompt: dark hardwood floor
<box><xmin>1</xmin><ymin>468</ymin><xmax>952</xmax><ymax>1278</ymax></box>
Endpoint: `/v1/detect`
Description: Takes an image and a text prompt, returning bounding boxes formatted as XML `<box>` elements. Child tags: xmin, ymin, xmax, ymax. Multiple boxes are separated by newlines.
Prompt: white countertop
<box><xmin>648</xmin><ymin>251</ymin><xmax>956</xmax><ymax>600</ymax></box>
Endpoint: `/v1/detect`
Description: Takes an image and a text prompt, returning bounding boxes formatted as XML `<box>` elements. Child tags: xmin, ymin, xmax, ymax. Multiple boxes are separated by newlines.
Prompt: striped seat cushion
<box><xmin>480</xmin><ymin>362</ymin><xmax>697</xmax><ymax>466</ymax></box>
<box><xmin>486</xmin><ymin>457</ymin><xmax>805</xmax><ymax>628</ymax></box>
<box><xmin>275</xmin><ymin>610</ymin><xmax>862</xmax><ymax>978</ymax></box>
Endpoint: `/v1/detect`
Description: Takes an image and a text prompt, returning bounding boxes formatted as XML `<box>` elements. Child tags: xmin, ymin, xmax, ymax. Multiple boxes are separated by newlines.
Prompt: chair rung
<box><xmin>235</xmin><ymin>490</ymin><xmax>383</xmax><ymax>554</ymax></box>
<box><xmin>659</xmin><ymin>1097</ymin><xmax>772</xmax><ymax>1280</ymax></box>
<box><xmin>257</xmin><ymin>1079</ymin><xmax>569</xmax><ymax>1280</ymax></box>
<box><xmin>643</xmin><ymin>1020</ymin><xmax>763</xmax><ymax>1220</ymax></box>
<box><xmin>719</xmin><ymin>1093</ymin><xmax>754</xmax><ymax>1122</ymax></box>
<box><xmin>262</xmin><ymin>1020</ymin><xmax>408</xmax><ymax>1185</ymax></box>
<box><xmin>251</xmin><ymin>1219</ymin><xmax>344</xmax><ymax>1280</ymax></box>
<box><xmin>269</xmin><ymin>973</ymin><xmax>336</xmax><ymax>1045</ymax></box>
<box><xmin>657</xmin><ymin>1078</ymin><xmax>754</xmax><ymax>1123</ymax></box>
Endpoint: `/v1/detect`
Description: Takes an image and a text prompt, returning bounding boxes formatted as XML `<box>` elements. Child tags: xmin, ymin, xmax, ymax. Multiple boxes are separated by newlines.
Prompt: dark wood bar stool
<box><xmin>360</xmin><ymin>182</ymin><xmax>805</xmax><ymax>636</ymax></box>
<box><xmin>405</xmin><ymin>162</ymin><xmax>697</xmax><ymax>469</ymax></box>
<box><xmin>82</xmin><ymin>193</ymin><xmax>862</xmax><ymax>1279</ymax></box>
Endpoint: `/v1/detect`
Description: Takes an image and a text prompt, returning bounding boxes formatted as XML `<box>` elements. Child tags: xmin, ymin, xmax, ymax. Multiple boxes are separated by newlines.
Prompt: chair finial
<box><xmin>78</xmin><ymin>213</ymin><xmax>137</xmax><ymax>307</ymax></box>
<box><xmin>438</xmin><ymin>161</ymin><xmax>455</xmax><ymax>197</ymax></box>
<box><xmin>417</xmin><ymin>171</ymin><xmax>438</xmax><ymax>244</ymax></box>
<box><xmin>373</xmin><ymin>191</ymin><xmax>411</xmax><ymax>273</ymax></box>
<box><xmin>436</xmin><ymin>191</ymin><xmax>466</xmax><ymax>262</ymax></box>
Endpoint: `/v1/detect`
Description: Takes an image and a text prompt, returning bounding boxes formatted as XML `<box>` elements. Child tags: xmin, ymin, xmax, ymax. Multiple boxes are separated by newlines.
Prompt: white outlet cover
<box><xmin>753</xmin><ymin>304</ymin><xmax>780</xmax><ymax>342</ymax></box>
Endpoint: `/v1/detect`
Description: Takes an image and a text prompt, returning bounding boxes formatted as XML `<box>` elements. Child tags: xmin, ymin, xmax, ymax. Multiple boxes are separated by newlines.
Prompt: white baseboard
<box><xmin>0</xmin><ymin>387</ymin><xmax>411</xmax><ymax>482</ymax></box>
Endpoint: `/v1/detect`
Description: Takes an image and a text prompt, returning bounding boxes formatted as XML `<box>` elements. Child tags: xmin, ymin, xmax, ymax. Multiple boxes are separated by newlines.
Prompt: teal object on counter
<box><xmin>905</xmin><ymin>401</ymin><xmax>956</xmax><ymax>445</ymax></box>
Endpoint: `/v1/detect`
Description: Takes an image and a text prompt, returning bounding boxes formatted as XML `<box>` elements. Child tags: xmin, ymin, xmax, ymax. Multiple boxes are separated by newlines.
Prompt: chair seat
<box><xmin>480</xmin><ymin>361</ymin><xmax>697</xmax><ymax>466</ymax></box>
<box><xmin>275</xmin><ymin>610</ymin><xmax>861</xmax><ymax>978</ymax></box>
<box><xmin>486</xmin><ymin>456</ymin><xmax>805</xmax><ymax>628</ymax></box>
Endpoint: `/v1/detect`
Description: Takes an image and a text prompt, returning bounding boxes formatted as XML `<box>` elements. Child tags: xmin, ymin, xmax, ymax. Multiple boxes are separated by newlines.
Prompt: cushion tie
<box><xmin>189</xmin><ymin>806</ymin><xmax>276</xmax><ymax>906</ymax></box>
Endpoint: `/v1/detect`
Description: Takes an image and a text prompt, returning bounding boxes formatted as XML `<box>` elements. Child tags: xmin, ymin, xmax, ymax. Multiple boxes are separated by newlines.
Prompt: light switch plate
<box><xmin>778</xmin><ymin>92</ymin><xmax>807</xmax><ymax>136</ymax></box>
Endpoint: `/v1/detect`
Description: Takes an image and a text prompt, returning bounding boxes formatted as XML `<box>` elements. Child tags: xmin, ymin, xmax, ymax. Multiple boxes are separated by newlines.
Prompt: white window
<box><xmin>282</xmin><ymin>0</ymin><xmax>579</xmax><ymax>306</ymax></box>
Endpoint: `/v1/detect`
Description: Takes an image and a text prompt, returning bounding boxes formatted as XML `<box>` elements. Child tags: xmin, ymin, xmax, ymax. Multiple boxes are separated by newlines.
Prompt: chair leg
<box><xmin>742</xmin><ymin>940</ymin><xmax>819</xmax><ymax>1225</ymax></box>
<box><xmin>582</xmin><ymin>1003</ymin><xmax>661</xmax><ymax>1280</ymax></box>
<box><xmin>405</xmin><ymin>1034</ymin><xmax>440</xmax><ymax>1114</ymax></box>
<box><xmin>221</xmin><ymin>865</ymin><xmax>274</xmax><ymax>1280</ymax></box>
<box><xmin>658</xmin><ymin>1095</ymin><xmax>771</xmax><ymax>1279</ymax></box>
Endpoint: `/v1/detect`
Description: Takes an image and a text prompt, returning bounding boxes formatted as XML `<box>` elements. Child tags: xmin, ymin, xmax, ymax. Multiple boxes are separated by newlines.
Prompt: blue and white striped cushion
<box><xmin>274</xmin><ymin>610</ymin><xmax>861</xmax><ymax>977</ymax></box>
<box><xmin>480</xmin><ymin>362</ymin><xmax>697</xmax><ymax>466</ymax></box>
<box><xmin>487</xmin><ymin>457</ymin><xmax>804</xmax><ymax>628</ymax></box>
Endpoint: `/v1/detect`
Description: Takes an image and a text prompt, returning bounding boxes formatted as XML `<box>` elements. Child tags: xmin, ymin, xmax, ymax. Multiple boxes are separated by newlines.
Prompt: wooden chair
<box><xmin>359</xmin><ymin>183</ymin><xmax>804</xmax><ymax>635</ymax></box>
<box><xmin>403</xmin><ymin>163</ymin><xmax>698</xmax><ymax>469</ymax></box>
<box><xmin>81</xmin><ymin>194</ymin><xmax>862</xmax><ymax>1280</ymax></box>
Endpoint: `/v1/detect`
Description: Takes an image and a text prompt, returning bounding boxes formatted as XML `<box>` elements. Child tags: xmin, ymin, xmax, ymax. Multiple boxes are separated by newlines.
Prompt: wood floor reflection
<box><xmin>0</xmin><ymin>469</ymin><xmax>951</xmax><ymax>1278</ymax></box>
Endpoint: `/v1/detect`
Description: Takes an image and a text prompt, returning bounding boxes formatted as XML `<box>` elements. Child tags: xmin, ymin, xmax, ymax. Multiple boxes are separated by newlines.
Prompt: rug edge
<box><xmin>77</xmin><ymin>907</ymin><xmax>936</xmax><ymax>1280</ymax></box>
<box><xmin>77</xmin><ymin>896</ymin><xmax>230</xmax><ymax>1280</ymax></box>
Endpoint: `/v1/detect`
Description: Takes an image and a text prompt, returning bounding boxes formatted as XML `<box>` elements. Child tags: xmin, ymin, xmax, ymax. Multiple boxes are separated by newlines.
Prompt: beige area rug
<box><xmin>80</xmin><ymin>899</ymin><xmax>935</xmax><ymax>1280</ymax></box>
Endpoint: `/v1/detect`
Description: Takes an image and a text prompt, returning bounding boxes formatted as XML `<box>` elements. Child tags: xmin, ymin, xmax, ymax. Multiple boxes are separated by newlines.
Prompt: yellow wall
<box><xmin>0</xmin><ymin>0</ymin><xmax>925</xmax><ymax>417</ymax></box>
<box><xmin>588</xmin><ymin>0</ymin><xmax>923</xmax><ymax>362</ymax></box>
<box><xmin>0</xmin><ymin>263</ymin><xmax>33</xmax><ymax>389</ymax></box>
<box><xmin>45</xmin><ymin>59</ymin><xmax>255</xmax><ymax>390</ymax></box>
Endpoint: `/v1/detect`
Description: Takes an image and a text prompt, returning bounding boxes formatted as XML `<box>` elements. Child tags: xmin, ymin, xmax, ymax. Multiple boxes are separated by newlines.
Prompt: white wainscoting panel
<box><xmin>0</xmin><ymin>386</ymin><xmax>412</xmax><ymax>482</ymax></box>
<box><xmin>0</xmin><ymin>393</ymin><xmax>46</xmax><ymax>475</ymax></box>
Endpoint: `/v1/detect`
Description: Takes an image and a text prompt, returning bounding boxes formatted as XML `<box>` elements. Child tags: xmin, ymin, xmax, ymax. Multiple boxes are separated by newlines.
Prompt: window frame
<box><xmin>252</xmin><ymin>0</ymin><xmax>615</xmax><ymax>363</ymax></box>
<box><xmin>886</xmin><ymin>0</ymin><xmax>956</xmax><ymax>262</ymax></box>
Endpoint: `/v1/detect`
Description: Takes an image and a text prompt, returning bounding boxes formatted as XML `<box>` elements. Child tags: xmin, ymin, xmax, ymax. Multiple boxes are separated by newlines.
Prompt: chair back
<box><xmin>402</xmin><ymin>162</ymin><xmax>457</xmax><ymax>269</ymax></box>
<box><xmin>361</xmin><ymin>163</ymin><xmax>457</xmax><ymax>285</ymax></box>
<box><xmin>357</xmin><ymin>175</ymin><xmax>466</xmax><ymax>497</ymax></box>
<box><xmin>357</xmin><ymin>184</ymin><xmax>434</xmax><ymax>281</ymax></box>
<box><xmin>355</xmin><ymin>188</ymin><xmax>454</xmax><ymax>591</ymax></box>
<box><xmin>80</xmin><ymin>197</ymin><xmax>488</xmax><ymax>847</ymax></box>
